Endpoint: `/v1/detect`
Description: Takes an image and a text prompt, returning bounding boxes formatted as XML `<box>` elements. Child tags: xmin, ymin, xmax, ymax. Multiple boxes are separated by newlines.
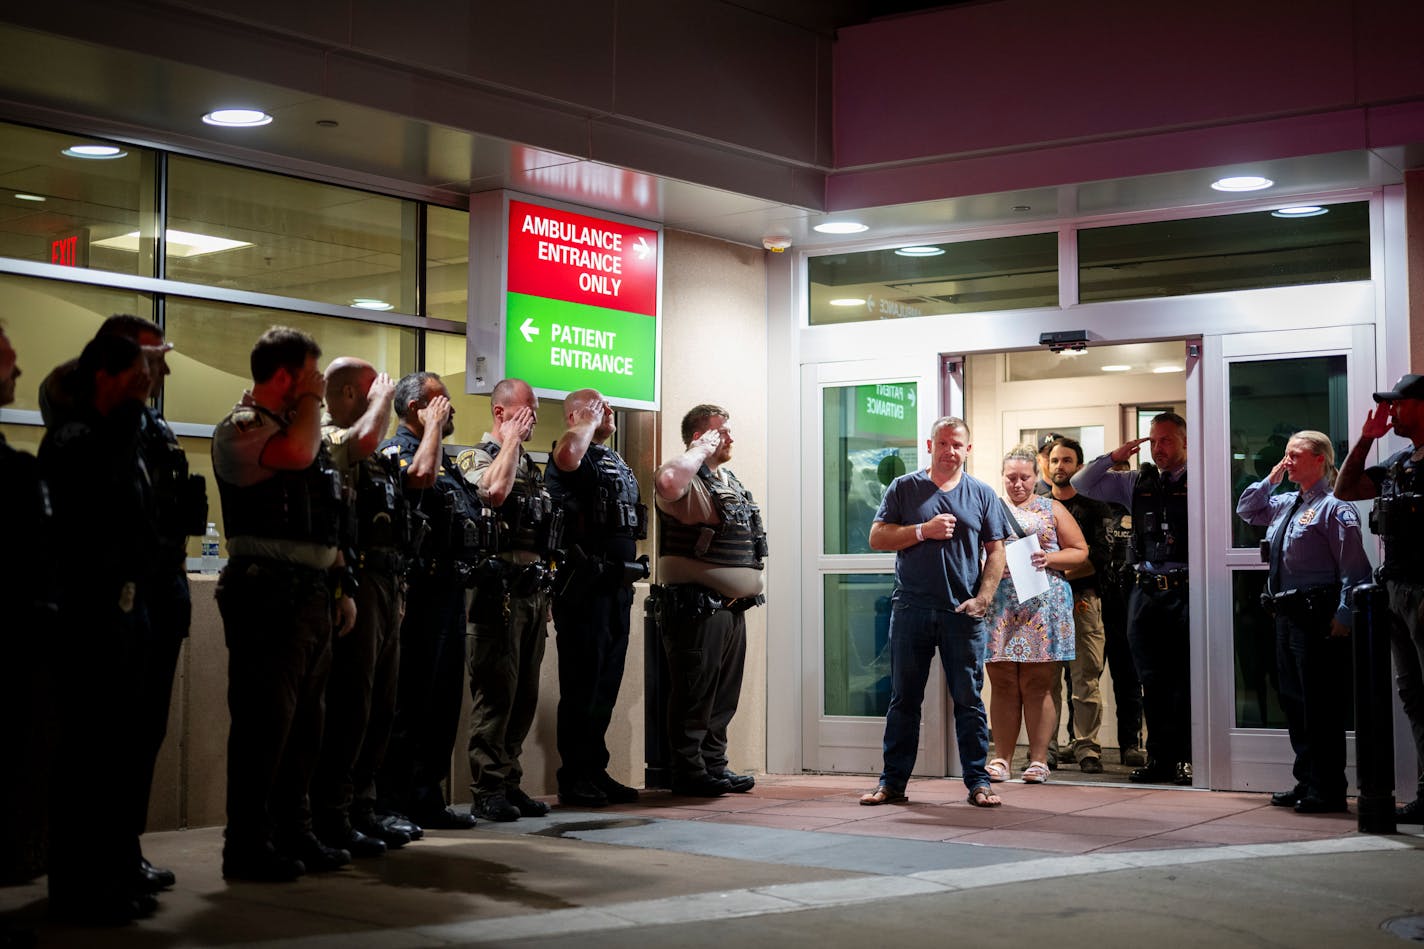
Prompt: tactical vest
<box><xmin>475</xmin><ymin>441</ymin><xmax>563</xmax><ymax>557</ymax></box>
<box><xmin>139</xmin><ymin>406</ymin><xmax>207</xmax><ymax>559</ymax></box>
<box><xmin>659</xmin><ymin>465</ymin><xmax>767</xmax><ymax>568</ymax></box>
<box><xmin>1130</xmin><ymin>464</ymin><xmax>1187</xmax><ymax>565</ymax></box>
<box><xmin>219</xmin><ymin>411</ymin><xmax>345</xmax><ymax>548</ymax></box>
<box><xmin>352</xmin><ymin>446</ymin><xmax>412</xmax><ymax>551</ymax></box>
<box><xmin>414</xmin><ymin>453</ymin><xmax>496</xmax><ymax>564</ymax></box>
<box><xmin>1372</xmin><ymin>449</ymin><xmax>1424</xmax><ymax>580</ymax></box>
<box><xmin>548</xmin><ymin>443</ymin><xmax>646</xmax><ymax>546</ymax></box>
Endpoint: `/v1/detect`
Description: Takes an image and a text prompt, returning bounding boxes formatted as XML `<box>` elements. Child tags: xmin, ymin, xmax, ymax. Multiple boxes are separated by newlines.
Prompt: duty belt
<box><xmin>1260</xmin><ymin>582</ymin><xmax>1340</xmax><ymax>621</ymax></box>
<box><xmin>1134</xmin><ymin>567</ymin><xmax>1188</xmax><ymax>592</ymax></box>
<box><xmin>648</xmin><ymin>582</ymin><xmax>766</xmax><ymax>620</ymax></box>
<box><xmin>357</xmin><ymin>547</ymin><xmax>406</xmax><ymax>577</ymax></box>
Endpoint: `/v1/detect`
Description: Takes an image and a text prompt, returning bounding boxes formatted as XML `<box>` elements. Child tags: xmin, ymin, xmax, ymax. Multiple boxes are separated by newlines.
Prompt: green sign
<box><xmin>504</xmin><ymin>293</ymin><xmax>658</xmax><ymax>403</ymax></box>
<box><xmin>854</xmin><ymin>381</ymin><xmax>917</xmax><ymax>440</ymax></box>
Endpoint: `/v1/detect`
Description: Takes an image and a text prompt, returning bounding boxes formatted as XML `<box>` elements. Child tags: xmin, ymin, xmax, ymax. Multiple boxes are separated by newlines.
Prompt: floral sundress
<box><xmin>985</xmin><ymin>494</ymin><xmax>1076</xmax><ymax>663</ymax></box>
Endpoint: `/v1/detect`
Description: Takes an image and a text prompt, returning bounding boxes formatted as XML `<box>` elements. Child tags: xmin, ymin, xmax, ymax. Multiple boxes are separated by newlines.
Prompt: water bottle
<box><xmin>201</xmin><ymin>522</ymin><xmax>221</xmax><ymax>574</ymax></box>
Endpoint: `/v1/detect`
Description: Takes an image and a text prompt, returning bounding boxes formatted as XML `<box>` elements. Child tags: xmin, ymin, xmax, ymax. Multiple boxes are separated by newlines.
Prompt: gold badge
<box><xmin>118</xmin><ymin>581</ymin><xmax>136</xmax><ymax>614</ymax></box>
<box><xmin>1298</xmin><ymin>508</ymin><xmax>1318</xmax><ymax>526</ymax></box>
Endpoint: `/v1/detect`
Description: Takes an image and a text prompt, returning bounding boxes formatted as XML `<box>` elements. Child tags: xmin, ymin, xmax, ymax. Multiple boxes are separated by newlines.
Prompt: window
<box><xmin>426</xmin><ymin>206</ymin><xmax>468</xmax><ymax>324</ymax></box>
<box><xmin>822</xmin><ymin>381</ymin><xmax>919</xmax><ymax>555</ymax></box>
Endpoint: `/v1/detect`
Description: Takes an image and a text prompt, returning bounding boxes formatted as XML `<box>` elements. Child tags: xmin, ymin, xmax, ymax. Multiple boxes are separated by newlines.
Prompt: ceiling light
<box><xmin>1057</xmin><ymin>348</ymin><xmax>1087</xmax><ymax>357</ymax></box>
<box><xmin>1152</xmin><ymin>365</ymin><xmax>1184</xmax><ymax>373</ymax></box>
<box><xmin>61</xmin><ymin>145</ymin><xmax>127</xmax><ymax>160</ymax></box>
<box><xmin>13</xmin><ymin>193</ymin><xmax>45</xmax><ymax>202</ymax></box>
<box><xmin>828</xmin><ymin>298</ymin><xmax>865</xmax><ymax>307</ymax></box>
<box><xmin>813</xmin><ymin>221</ymin><xmax>868</xmax><ymax>234</ymax></box>
<box><xmin>895</xmin><ymin>246</ymin><xmax>945</xmax><ymax>257</ymax></box>
<box><xmin>1101</xmin><ymin>365</ymin><xmax>1131</xmax><ymax>372</ymax></box>
<box><xmin>92</xmin><ymin>228</ymin><xmax>252</xmax><ymax>257</ymax></box>
<box><xmin>1211</xmin><ymin>175</ymin><xmax>1273</xmax><ymax>192</ymax></box>
<box><xmin>203</xmin><ymin>109</ymin><xmax>273</xmax><ymax>128</ymax></box>
<box><xmin>1271</xmin><ymin>206</ymin><xmax>1328</xmax><ymax>218</ymax></box>
<box><xmin>351</xmin><ymin>298</ymin><xmax>395</xmax><ymax>311</ymax></box>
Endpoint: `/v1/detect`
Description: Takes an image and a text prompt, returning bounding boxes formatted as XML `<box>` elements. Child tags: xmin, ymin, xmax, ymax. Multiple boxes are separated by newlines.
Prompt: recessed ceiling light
<box><xmin>813</xmin><ymin>221</ymin><xmax>868</xmax><ymax>234</ymax></box>
<box><xmin>1271</xmin><ymin>206</ymin><xmax>1328</xmax><ymax>218</ymax></box>
<box><xmin>1211</xmin><ymin>175</ymin><xmax>1273</xmax><ymax>192</ymax></box>
<box><xmin>351</xmin><ymin>298</ymin><xmax>395</xmax><ymax>311</ymax></box>
<box><xmin>895</xmin><ymin>246</ymin><xmax>945</xmax><ymax>257</ymax></box>
<box><xmin>92</xmin><ymin>228</ymin><xmax>252</xmax><ymax>257</ymax></box>
<box><xmin>1011</xmin><ymin>205</ymin><xmax>1032</xmax><ymax>212</ymax></box>
<box><xmin>828</xmin><ymin>298</ymin><xmax>865</xmax><ymax>307</ymax></box>
<box><xmin>13</xmin><ymin>193</ymin><xmax>45</xmax><ymax>202</ymax></box>
<box><xmin>1152</xmin><ymin>365</ymin><xmax>1184</xmax><ymax>373</ymax></box>
<box><xmin>1101</xmin><ymin>364</ymin><xmax>1132</xmax><ymax>372</ymax></box>
<box><xmin>203</xmin><ymin>109</ymin><xmax>273</xmax><ymax>127</ymax></box>
<box><xmin>61</xmin><ymin>145</ymin><xmax>127</xmax><ymax>160</ymax></box>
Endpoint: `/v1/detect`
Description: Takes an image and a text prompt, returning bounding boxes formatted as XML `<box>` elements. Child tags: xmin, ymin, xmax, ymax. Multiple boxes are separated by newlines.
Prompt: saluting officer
<box><xmin>458</xmin><ymin>377</ymin><xmax>562</xmax><ymax>822</ymax></box>
<box><xmin>212</xmin><ymin>326</ymin><xmax>353</xmax><ymax>882</ymax></box>
<box><xmin>377</xmin><ymin>371</ymin><xmax>481</xmax><ymax>832</ymax></box>
<box><xmin>1237</xmin><ymin>430</ymin><xmax>1370</xmax><ymax>814</ymax></box>
<box><xmin>1336</xmin><ymin>373</ymin><xmax>1424</xmax><ymax>825</ymax></box>
<box><xmin>546</xmin><ymin>388</ymin><xmax>648</xmax><ymax>807</ymax></box>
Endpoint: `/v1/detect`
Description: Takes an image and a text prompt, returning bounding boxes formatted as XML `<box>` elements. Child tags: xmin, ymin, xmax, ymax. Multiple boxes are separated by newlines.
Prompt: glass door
<box><xmin>1201</xmin><ymin>325</ymin><xmax>1377</xmax><ymax>791</ymax></box>
<box><xmin>802</xmin><ymin>355</ymin><xmax>954</xmax><ymax>774</ymax></box>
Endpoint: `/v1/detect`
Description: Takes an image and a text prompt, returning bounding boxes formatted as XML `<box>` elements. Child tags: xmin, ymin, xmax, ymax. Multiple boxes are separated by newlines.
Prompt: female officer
<box><xmin>1236</xmin><ymin>430</ymin><xmax>1371</xmax><ymax>814</ymax></box>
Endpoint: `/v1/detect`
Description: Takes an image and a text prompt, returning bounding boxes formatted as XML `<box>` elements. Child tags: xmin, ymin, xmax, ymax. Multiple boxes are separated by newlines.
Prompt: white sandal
<box><xmin>1021</xmin><ymin>760</ymin><xmax>1050</xmax><ymax>783</ymax></box>
<box><xmin>986</xmin><ymin>758</ymin><xmax>1010</xmax><ymax>783</ymax></box>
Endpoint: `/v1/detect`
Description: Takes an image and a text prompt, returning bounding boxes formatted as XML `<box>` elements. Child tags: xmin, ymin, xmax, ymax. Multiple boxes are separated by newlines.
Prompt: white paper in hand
<box><xmin>1005</xmin><ymin>533</ymin><xmax>1049</xmax><ymax>603</ymax></box>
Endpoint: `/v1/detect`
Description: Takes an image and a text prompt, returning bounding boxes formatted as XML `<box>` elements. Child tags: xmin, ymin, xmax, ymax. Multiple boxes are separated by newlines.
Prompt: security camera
<box><xmin>763</xmin><ymin>236</ymin><xmax>792</xmax><ymax>253</ymax></box>
<box><xmin>1039</xmin><ymin>329</ymin><xmax>1089</xmax><ymax>353</ymax></box>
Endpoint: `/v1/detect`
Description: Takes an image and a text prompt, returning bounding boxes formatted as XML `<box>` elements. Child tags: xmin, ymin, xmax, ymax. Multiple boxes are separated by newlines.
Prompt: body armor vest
<box><xmin>353</xmin><ymin>447</ymin><xmax>411</xmax><ymax>551</ymax></box>
<box><xmin>659</xmin><ymin>465</ymin><xmax>767</xmax><ymax>568</ymax></box>
<box><xmin>548</xmin><ymin>443</ymin><xmax>646</xmax><ymax>549</ymax></box>
<box><xmin>1372</xmin><ymin>448</ymin><xmax>1424</xmax><ymax>580</ymax></box>
<box><xmin>139</xmin><ymin>406</ymin><xmax>207</xmax><ymax>560</ymax></box>
<box><xmin>478</xmin><ymin>441</ymin><xmax>563</xmax><ymax>557</ymax></box>
<box><xmin>219</xmin><ymin>413</ymin><xmax>345</xmax><ymax>548</ymax></box>
<box><xmin>1130</xmin><ymin>464</ymin><xmax>1187</xmax><ymax>565</ymax></box>
<box><xmin>418</xmin><ymin>454</ymin><xmax>496</xmax><ymax>564</ymax></box>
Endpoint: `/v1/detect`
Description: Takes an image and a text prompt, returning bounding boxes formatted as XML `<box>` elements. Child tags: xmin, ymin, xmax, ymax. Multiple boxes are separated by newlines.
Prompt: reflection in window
<box><xmin>824</xmin><ymin>574</ymin><xmax>895</xmax><ymax>717</ymax></box>
<box><xmin>0</xmin><ymin>121</ymin><xmax>158</xmax><ymax>277</ymax></box>
<box><xmin>166</xmin><ymin>156</ymin><xmax>418</xmax><ymax>312</ymax></box>
<box><xmin>1079</xmin><ymin>202</ymin><xmax>1370</xmax><ymax>303</ymax></box>
<box><xmin>427</xmin><ymin>206</ymin><xmax>468</xmax><ymax>324</ymax></box>
<box><xmin>823</xmin><ymin>382</ymin><xmax>919</xmax><ymax>555</ymax></box>
<box><xmin>163</xmin><ymin>299</ymin><xmax>417</xmax><ymax>426</ymax></box>
<box><xmin>807</xmin><ymin>233</ymin><xmax>1057</xmax><ymax>326</ymax></box>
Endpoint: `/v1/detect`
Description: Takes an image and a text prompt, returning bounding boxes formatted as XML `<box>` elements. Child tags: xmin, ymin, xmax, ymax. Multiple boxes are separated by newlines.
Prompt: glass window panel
<box><xmin>166</xmin><ymin>156</ymin><xmax>417</xmax><ymax>311</ymax></box>
<box><xmin>0</xmin><ymin>121</ymin><xmax>158</xmax><ymax>277</ymax></box>
<box><xmin>163</xmin><ymin>299</ymin><xmax>417</xmax><ymax>426</ymax></box>
<box><xmin>0</xmin><ymin>273</ymin><xmax>152</xmax><ymax>412</ymax></box>
<box><xmin>0</xmin><ymin>422</ymin><xmax>42</xmax><ymax>456</ymax></box>
<box><xmin>426</xmin><ymin>206</ymin><xmax>468</xmax><ymax>324</ymax></box>
<box><xmin>425</xmin><ymin>331</ymin><xmax>565</xmax><ymax>452</ymax></box>
<box><xmin>807</xmin><ymin>233</ymin><xmax>1057</xmax><ymax>326</ymax></box>
<box><xmin>824</xmin><ymin>573</ymin><xmax>896</xmax><ymax>717</ymax></box>
<box><xmin>1079</xmin><ymin>202</ymin><xmax>1370</xmax><ymax>303</ymax></box>
<box><xmin>823</xmin><ymin>381</ymin><xmax>919</xmax><ymax>555</ymax></box>
<box><xmin>1227</xmin><ymin>355</ymin><xmax>1348</xmax><ymax>549</ymax></box>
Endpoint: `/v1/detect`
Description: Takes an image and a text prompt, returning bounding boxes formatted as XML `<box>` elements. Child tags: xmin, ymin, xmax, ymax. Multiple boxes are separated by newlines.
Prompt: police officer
<box><xmin>41</xmin><ymin>333</ymin><xmax>157</xmax><ymax>921</ymax></box>
<box><xmin>377</xmin><ymin>371</ymin><xmax>480</xmax><ymax>832</ymax></box>
<box><xmin>1238</xmin><ymin>430</ymin><xmax>1370</xmax><ymax>813</ymax></box>
<box><xmin>458</xmin><ymin>378</ymin><xmax>561</xmax><ymax>821</ymax></box>
<box><xmin>1336</xmin><ymin>373</ymin><xmax>1424</xmax><ymax>824</ymax></box>
<box><xmin>212</xmin><ymin>326</ymin><xmax>352</xmax><ymax>882</ymax></box>
<box><xmin>1073</xmin><ymin>412</ymin><xmax>1192</xmax><ymax>785</ymax></box>
<box><xmin>311</xmin><ymin>357</ymin><xmax>409</xmax><ymax>857</ymax></box>
<box><xmin>652</xmin><ymin>404</ymin><xmax>767</xmax><ymax>797</ymax></box>
<box><xmin>1100</xmin><ymin>495</ymin><xmax>1147</xmax><ymax>767</ymax></box>
<box><xmin>547</xmin><ymin>388</ymin><xmax>648</xmax><ymax>807</ymax></box>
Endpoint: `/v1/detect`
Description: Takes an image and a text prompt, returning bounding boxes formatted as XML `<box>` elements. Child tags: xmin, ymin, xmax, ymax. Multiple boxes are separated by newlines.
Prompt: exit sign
<box><xmin>49</xmin><ymin>228</ymin><xmax>89</xmax><ymax>268</ymax></box>
<box><xmin>467</xmin><ymin>193</ymin><xmax>662</xmax><ymax>410</ymax></box>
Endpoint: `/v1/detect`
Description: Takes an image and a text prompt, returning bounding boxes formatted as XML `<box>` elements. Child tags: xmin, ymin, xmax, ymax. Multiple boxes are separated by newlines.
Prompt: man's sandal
<box><xmin>859</xmin><ymin>785</ymin><xmax>909</xmax><ymax>806</ymax></box>
<box><xmin>967</xmin><ymin>785</ymin><xmax>1002</xmax><ymax>808</ymax></box>
<box><xmin>986</xmin><ymin>758</ymin><xmax>1011</xmax><ymax>783</ymax></box>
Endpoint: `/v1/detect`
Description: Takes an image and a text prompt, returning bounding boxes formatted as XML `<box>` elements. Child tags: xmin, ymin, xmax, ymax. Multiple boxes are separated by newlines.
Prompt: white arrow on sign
<box><xmin>519</xmin><ymin>316</ymin><xmax>539</xmax><ymax>343</ymax></box>
<box><xmin>633</xmin><ymin>236</ymin><xmax>651</xmax><ymax>260</ymax></box>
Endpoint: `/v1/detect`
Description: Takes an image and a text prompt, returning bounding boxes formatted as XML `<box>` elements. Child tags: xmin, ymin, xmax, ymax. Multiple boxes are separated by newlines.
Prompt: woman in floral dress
<box><xmin>985</xmin><ymin>445</ymin><xmax>1088</xmax><ymax>783</ymax></box>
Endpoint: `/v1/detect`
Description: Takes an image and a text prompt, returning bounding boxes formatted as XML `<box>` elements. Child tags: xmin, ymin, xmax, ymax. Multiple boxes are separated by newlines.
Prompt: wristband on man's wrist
<box><xmin>914</xmin><ymin>523</ymin><xmax>924</xmax><ymax>543</ymax></box>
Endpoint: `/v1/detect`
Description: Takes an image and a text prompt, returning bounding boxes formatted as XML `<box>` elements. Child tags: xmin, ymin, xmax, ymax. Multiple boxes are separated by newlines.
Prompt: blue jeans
<box><xmin>879</xmin><ymin>603</ymin><xmax>990</xmax><ymax>791</ymax></box>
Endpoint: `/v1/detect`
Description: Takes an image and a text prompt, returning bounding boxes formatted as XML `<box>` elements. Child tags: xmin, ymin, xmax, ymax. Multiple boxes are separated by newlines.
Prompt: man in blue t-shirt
<box><xmin>859</xmin><ymin>416</ymin><xmax>1011</xmax><ymax>809</ymax></box>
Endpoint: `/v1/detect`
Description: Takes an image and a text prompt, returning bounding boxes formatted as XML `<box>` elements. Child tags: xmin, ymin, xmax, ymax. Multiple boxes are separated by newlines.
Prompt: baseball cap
<box><xmin>1372</xmin><ymin>374</ymin><xmax>1424</xmax><ymax>403</ymax></box>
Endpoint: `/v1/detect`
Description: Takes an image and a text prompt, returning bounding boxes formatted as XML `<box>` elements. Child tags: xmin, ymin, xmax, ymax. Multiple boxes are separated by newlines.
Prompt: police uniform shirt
<box><xmin>1072</xmin><ymin>454</ymin><xmax>1188</xmax><ymax>571</ymax></box>
<box><xmin>212</xmin><ymin>392</ymin><xmax>337</xmax><ymax>569</ymax></box>
<box><xmin>457</xmin><ymin>434</ymin><xmax>543</xmax><ymax>565</ymax></box>
<box><xmin>319</xmin><ymin>410</ymin><xmax>358</xmax><ymax>476</ymax></box>
<box><xmin>873</xmin><ymin>468</ymin><xmax>1013</xmax><ymax>612</ymax></box>
<box><xmin>656</xmin><ymin>467</ymin><xmax>765</xmax><ymax>600</ymax></box>
<box><xmin>1236</xmin><ymin>477</ymin><xmax>1372</xmax><ymax>626</ymax></box>
<box><xmin>384</xmin><ymin>423</ymin><xmax>460</xmax><ymax>499</ymax></box>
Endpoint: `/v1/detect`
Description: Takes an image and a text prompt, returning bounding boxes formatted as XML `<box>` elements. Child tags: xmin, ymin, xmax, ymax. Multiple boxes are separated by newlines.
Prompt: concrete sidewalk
<box><xmin>3</xmin><ymin>775</ymin><xmax>1421</xmax><ymax>947</ymax></box>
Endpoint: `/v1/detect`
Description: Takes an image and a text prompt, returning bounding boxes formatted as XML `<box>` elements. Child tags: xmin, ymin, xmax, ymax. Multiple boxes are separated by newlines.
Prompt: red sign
<box><xmin>51</xmin><ymin>234</ymin><xmax>81</xmax><ymax>267</ymax></box>
<box><xmin>506</xmin><ymin>200</ymin><xmax>658</xmax><ymax>317</ymax></box>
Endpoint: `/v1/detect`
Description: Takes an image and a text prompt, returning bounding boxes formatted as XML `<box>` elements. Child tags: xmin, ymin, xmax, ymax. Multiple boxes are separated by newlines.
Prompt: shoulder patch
<box><xmin>230</xmin><ymin>408</ymin><xmax>264</xmax><ymax>434</ymax></box>
<box><xmin>456</xmin><ymin>448</ymin><xmax>477</xmax><ymax>473</ymax></box>
<box><xmin>1336</xmin><ymin>504</ymin><xmax>1361</xmax><ymax>528</ymax></box>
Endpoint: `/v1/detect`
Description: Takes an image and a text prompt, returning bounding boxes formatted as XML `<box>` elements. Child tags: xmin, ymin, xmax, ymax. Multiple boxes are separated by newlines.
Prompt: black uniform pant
<box><xmin>661</xmin><ymin>606</ymin><xmax>747</xmax><ymax>780</ymax></box>
<box><xmin>216</xmin><ymin>562</ymin><xmax>333</xmax><ymax>854</ymax></box>
<box><xmin>1102</xmin><ymin>578</ymin><xmax>1144</xmax><ymax>751</ymax></box>
<box><xmin>1276</xmin><ymin>611</ymin><xmax>1350</xmax><ymax>802</ymax></box>
<box><xmin>380</xmin><ymin>572</ymin><xmax>466</xmax><ymax>817</ymax></box>
<box><xmin>312</xmin><ymin>567</ymin><xmax>402</xmax><ymax>835</ymax></box>
<box><xmin>1387</xmin><ymin>579</ymin><xmax>1424</xmax><ymax>801</ymax></box>
<box><xmin>131</xmin><ymin>568</ymin><xmax>190</xmax><ymax>839</ymax></box>
<box><xmin>468</xmin><ymin>587</ymin><xmax>550</xmax><ymax>796</ymax></box>
<box><xmin>1126</xmin><ymin>582</ymin><xmax>1191</xmax><ymax>767</ymax></box>
<box><xmin>552</xmin><ymin>584</ymin><xmax>634</xmax><ymax>788</ymax></box>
